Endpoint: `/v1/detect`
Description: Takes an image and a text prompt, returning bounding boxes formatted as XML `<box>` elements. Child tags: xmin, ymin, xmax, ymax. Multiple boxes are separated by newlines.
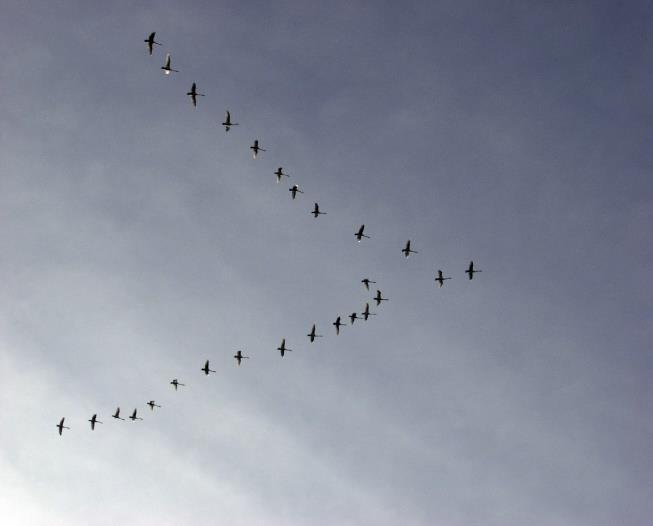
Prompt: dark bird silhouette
<box><xmin>147</xmin><ymin>401</ymin><xmax>161</xmax><ymax>411</ymax></box>
<box><xmin>112</xmin><ymin>407</ymin><xmax>125</xmax><ymax>421</ymax></box>
<box><xmin>56</xmin><ymin>417</ymin><xmax>70</xmax><ymax>436</ymax></box>
<box><xmin>277</xmin><ymin>338</ymin><xmax>292</xmax><ymax>357</ymax></box>
<box><xmin>401</xmin><ymin>240</ymin><xmax>418</xmax><ymax>257</ymax></box>
<box><xmin>349</xmin><ymin>312</ymin><xmax>359</xmax><ymax>325</ymax></box>
<box><xmin>361</xmin><ymin>278</ymin><xmax>376</xmax><ymax>291</ymax></box>
<box><xmin>361</xmin><ymin>302</ymin><xmax>376</xmax><ymax>321</ymax></box>
<box><xmin>307</xmin><ymin>324</ymin><xmax>323</xmax><ymax>342</ymax></box>
<box><xmin>161</xmin><ymin>53</ymin><xmax>179</xmax><ymax>74</ymax></box>
<box><xmin>435</xmin><ymin>270</ymin><xmax>452</xmax><ymax>287</ymax></box>
<box><xmin>144</xmin><ymin>32</ymin><xmax>162</xmax><ymax>55</ymax></box>
<box><xmin>333</xmin><ymin>316</ymin><xmax>346</xmax><ymax>335</ymax></box>
<box><xmin>466</xmin><ymin>261</ymin><xmax>482</xmax><ymax>280</ymax></box>
<box><xmin>234</xmin><ymin>350</ymin><xmax>249</xmax><ymax>366</ymax></box>
<box><xmin>201</xmin><ymin>359</ymin><xmax>216</xmax><ymax>375</ymax></box>
<box><xmin>274</xmin><ymin>167</ymin><xmax>289</xmax><ymax>183</ymax></box>
<box><xmin>289</xmin><ymin>185</ymin><xmax>304</xmax><ymax>199</ymax></box>
<box><xmin>250</xmin><ymin>140</ymin><xmax>265</xmax><ymax>158</ymax></box>
<box><xmin>355</xmin><ymin>224</ymin><xmax>370</xmax><ymax>242</ymax></box>
<box><xmin>129</xmin><ymin>408</ymin><xmax>143</xmax><ymax>422</ymax></box>
<box><xmin>374</xmin><ymin>289</ymin><xmax>388</xmax><ymax>306</ymax></box>
<box><xmin>88</xmin><ymin>413</ymin><xmax>103</xmax><ymax>431</ymax></box>
<box><xmin>170</xmin><ymin>378</ymin><xmax>185</xmax><ymax>390</ymax></box>
<box><xmin>311</xmin><ymin>203</ymin><xmax>326</xmax><ymax>217</ymax></box>
<box><xmin>222</xmin><ymin>110</ymin><xmax>238</xmax><ymax>132</ymax></box>
<box><xmin>186</xmin><ymin>82</ymin><xmax>205</xmax><ymax>107</ymax></box>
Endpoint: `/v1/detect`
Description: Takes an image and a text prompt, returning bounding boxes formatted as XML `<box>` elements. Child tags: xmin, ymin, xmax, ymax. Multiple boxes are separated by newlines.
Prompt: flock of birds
<box><xmin>55</xmin><ymin>32</ymin><xmax>483</xmax><ymax>436</ymax></box>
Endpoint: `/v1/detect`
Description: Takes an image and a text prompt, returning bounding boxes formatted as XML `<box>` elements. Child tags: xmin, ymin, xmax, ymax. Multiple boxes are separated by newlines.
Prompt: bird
<box><xmin>186</xmin><ymin>82</ymin><xmax>205</xmax><ymax>107</ymax></box>
<box><xmin>355</xmin><ymin>224</ymin><xmax>370</xmax><ymax>241</ymax></box>
<box><xmin>147</xmin><ymin>401</ymin><xmax>161</xmax><ymax>411</ymax></box>
<box><xmin>277</xmin><ymin>338</ymin><xmax>292</xmax><ymax>357</ymax></box>
<box><xmin>222</xmin><ymin>110</ymin><xmax>238</xmax><ymax>132</ymax></box>
<box><xmin>112</xmin><ymin>407</ymin><xmax>125</xmax><ymax>420</ymax></box>
<box><xmin>144</xmin><ymin>32</ymin><xmax>162</xmax><ymax>55</ymax></box>
<box><xmin>307</xmin><ymin>324</ymin><xmax>323</xmax><ymax>342</ymax></box>
<box><xmin>374</xmin><ymin>289</ymin><xmax>388</xmax><ymax>306</ymax></box>
<box><xmin>161</xmin><ymin>53</ymin><xmax>179</xmax><ymax>74</ymax></box>
<box><xmin>56</xmin><ymin>417</ymin><xmax>70</xmax><ymax>436</ymax></box>
<box><xmin>250</xmin><ymin>140</ymin><xmax>265</xmax><ymax>158</ymax></box>
<box><xmin>201</xmin><ymin>359</ymin><xmax>216</xmax><ymax>376</ymax></box>
<box><xmin>289</xmin><ymin>185</ymin><xmax>304</xmax><ymax>199</ymax></box>
<box><xmin>311</xmin><ymin>203</ymin><xmax>326</xmax><ymax>218</ymax></box>
<box><xmin>333</xmin><ymin>316</ymin><xmax>346</xmax><ymax>335</ymax></box>
<box><xmin>274</xmin><ymin>167</ymin><xmax>289</xmax><ymax>183</ymax></box>
<box><xmin>234</xmin><ymin>350</ymin><xmax>249</xmax><ymax>366</ymax></box>
<box><xmin>466</xmin><ymin>261</ymin><xmax>482</xmax><ymax>280</ymax></box>
<box><xmin>349</xmin><ymin>312</ymin><xmax>359</xmax><ymax>325</ymax></box>
<box><xmin>129</xmin><ymin>409</ymin><xmax>143</xmax><ymax>422</ymax></box>
<box><xmin>170</xmin><ymin>378</ymin><xmax>185</xmax><ymax>390</ymax></box>
<box><xmin>88</xmin><ymin>414</ymin><xmax>103</xmax><ymax>431</ymax></box>
<box><xmin>361</xmin><ymin>302</ymin><xmax>376</xmax><ymax>321</ymax></box>
<box><xmin>434</xmin><ymin>270</ymin><xmax>452</xmax><ymax>287</ymax></box>
<box><xmin>401</xmin><ymin>240</ymin><xmax>418</xmax><ymax>257</ymax></box>
<box><xmin>361</xmin><ymin>278</ymin><xmax>376</xmax><ymax>291</ymax></box>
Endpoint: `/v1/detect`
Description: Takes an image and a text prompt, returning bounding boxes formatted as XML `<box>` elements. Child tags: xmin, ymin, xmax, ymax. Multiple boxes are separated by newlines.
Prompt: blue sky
<box><xmin>0</xmin><ymin>1</ymin><xmax>651</xmax><ymax>524</ymax></box>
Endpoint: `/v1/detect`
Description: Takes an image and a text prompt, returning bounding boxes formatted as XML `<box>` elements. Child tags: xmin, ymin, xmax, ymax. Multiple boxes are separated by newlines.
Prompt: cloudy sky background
<box><xmin>1</xmin><ymin>1</ymin><xmax>651</xmax><ymax>524</ymax></box>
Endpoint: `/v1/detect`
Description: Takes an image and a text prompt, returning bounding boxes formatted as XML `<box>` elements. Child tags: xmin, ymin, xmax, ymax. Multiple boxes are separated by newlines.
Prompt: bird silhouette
<box><xmin>161</xmin><ymin>53</ymin><xmax>179</xmax><ymax>74</ymax></box>
<box><xmin>355</xmin><ymin>224</ymin><xmax>370</xmax><ymax>241</ymax></box>
<box><xmin>144</xmin><ymin>32</ymin><xmax>162</xmax><ymax>55</ymax></box>
<box><xmin>466</xmin><ymin>261</ymin><xmax>482</xmax><ymax>280</ymax></box>
<box><xmin>435</xmin><ymin>270</ymin><xmax>452</xmax><ymax>287</ymax></box>
<box><xmin>234</xmin><ymin>350</ymin><xmax>249</xmax><ymax>366</ymax></box>
<box><xmin>88</xmin><ymin>413</ymin><xmax>103</xmax><ymax>431</ymax></box>
<box><xmin>277</xmin><ymin>338</ymin><xmax>292</xmax><ymax>357</ymax></box>
<box><xmin>186</xmin><ymin>82</ymin><xmax>205</xmax><ymax>107</ymax></box>
<box><xmin>56</xmin><ymin>417</ymin><xmax>70</xmax><ymax>436</ymax></box>
<box><xmin>307</xmin><ymin>324</ymin><xmax>323</xmax><ymax>342</ymax></box>
<box><xmin>222</xmin><ymin>110</ymin><xmax>238</xmax><ymax>132</ymax></box>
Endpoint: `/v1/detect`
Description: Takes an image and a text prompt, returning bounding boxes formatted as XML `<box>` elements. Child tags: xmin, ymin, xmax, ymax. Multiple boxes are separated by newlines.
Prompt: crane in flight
<box><xmin>222</xmin><ymin>110</ymin><xmax>238</xmax><ymax>132</ymax></box>
<box><xmin>311</xmin><ymin>203</ymin><xmax>326</xmax><ymax>218</ymax></box>
<box><xmin>234</xmin><ymin>350</ymin><xmax>249</xmax><ymax>366</ymax></box>
<box><xmin>144</xmin><ymin>32</ymin><xmax>162</xmax><ymax>55</ymax></box>
<box><xmin>201</xmin><ymin>360</ymin><xmax>216</xmax><ymax>376</ymax></box>
<box><xmin>129</xmin><ymin>409</ymin><xmax>143</xmax><ymax>422</ymax></box>
<box><xmin>250</xmin><ymin>140</ymin><xmax>265</xmax><ymax>158</ymax></box>
<box><xmin>355</xmin><ymin>224</ymin><xmax>370</xmax><ymax>242</ymax></box>
<box><xmin>374</xmin><ymin>289</ymin><xmax>388</xmax><ymax>306</ymax></box>
<box><xmin>307</xmin><ymin>324</ymin><xmax>323</xmax><ymax>342</ymax></box>
<box><xmin>88</xmin><ymin>414</ymin><xmax>103</xmax><ymax>431</ymax></box>
<box><xmin>147</xmin><ymin>401</ymin><xmax>161</xmax><ymax>411</ymax></box>
<box><xmin>277</xmin><ymin>338</ymin><xmax>292</xmax><ymax>357</ymax></box>
<box><xmin>434</xmin><ymin>270</ymin><xmax>452</xmax><ymax>287</ymax></box>
<box><xmin>274</xmin><ymin>167</ymin><xmax>289</xmax><ymax>183</ymax></box>
<box><xmin>161</xmin><ymin>53</ymin><xmax>179</xmax><ymax>74</ymax></box>
<box><xmin>333</xmin><ymin>316</ymin><xmax>346</xmax><ymax>335</ymax></box>
<box><xmin>466</xmin><ymin>261</ymin><xmax>482</xmax><ymax>280</ymax></box>
<box><xmin>56</xmin><ymin>417</ymin><xmax>70</xmax><ymax>436</ymax></box>
<box><xmin>170</xmin><ymin>378</ymin><xmax>185</xmax><ymax>390</ymax></box>
<box><xmin>289</xmin><ymin>185</ymin><xmax>304</xmax><ymax>199</ymax></box>
<box><xmin>349</xmin><ymin>312</ymin><xmax>359</xmax><ymax>325</ymax></box>
<box><xmin>112</xmin><ymin>407</ymin><xmax>125</xmax><ymax>420</ymax></box>
<box><xmin>186</xmin><ymin>82</ymin><xmax>205</xmax><ymax>107</ymax></box>
<box><xmin>361</xmin><ymin>278</ymin><xmax>376</xmax><ymax>291</ymax></box>
<box><xmin>361</xmin><ymin>302</ymin><xmax>376</xmax><ymax>321</ymax></box>
<box><xmin>401</xmin><ymin>240</ymin><xmax>418</xmax><ymax>257</ymax></box>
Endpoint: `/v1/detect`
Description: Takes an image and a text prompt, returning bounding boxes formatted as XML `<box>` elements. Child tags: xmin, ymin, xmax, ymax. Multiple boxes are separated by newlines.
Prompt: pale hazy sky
<box><xmin>1</xmin><ymin>1</ymin><xmax>652</xmax><ymax>525</ymax></box>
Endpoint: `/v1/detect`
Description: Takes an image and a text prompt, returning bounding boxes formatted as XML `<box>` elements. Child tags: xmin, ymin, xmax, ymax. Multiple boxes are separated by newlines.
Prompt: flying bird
<box><xmin>401</xmin><ymin>240</ymin><xmax>418</xmax><ymax>257</ymax></box>
<box><xmin>144</xmin><ymin>32</ymin><xmax>162</xmax><ymax>55</ymax></box>
<box><xmin>274</xmin><ymin>167</ymin><xmax>289</xmax><ymax>183</ymax></box>
<box><xmin>311</xmin><ymin>203</ymin><xmax>326</xmax><ymax>218</ymax></box>
<box><xmin>56</xmin><ymin>417</ymin><xmax>70</xmax><ymax>436</ymax></box>
<box><xmin>147</xmin><ymin>401</ymin><xmax>161</xmax><ymax>411</ymax></box>
<box><xmin>186</xmin><ymin>82</ymin><xmax>205</xmax><ymax>107</ymax></box>
<box><xmin>222</xmin><ymin>110</ymin><xmax>238</xmax><ymax>132</ymax></box>
<box><xmin>161</xmin><ymin>53</ymin><xmax>179</xmax><ymax>74</ymax></box>
<box><xmin>307</xmin><ymin>324</ymin><xmax>323</xmax><ymax>342</ymax></box>
<box><xmin>250</xmin><ymin>140</ymin><xmax>265</xmax><ymax>158</ymax></box>
<box><xmin>201</xmin><ymin>359</ymin><xmax>216</xmax><ymax>376</ymax></box>
<box><xmin>112</xmin><ymin>407</ymin><xmax>125</xmax><ymax>420</ymax></box>
<box><xmin>466</xmin><ymin>261</ymin><xmax>482</xmax><ymax>280</ymax></box>
<box><xmin>361</xmin><ymin>302</ymin><xmax>376</xmax><ymax>321</ymax></box>
<box><xmin>355</xmin><ymin>224</ymin><xmax>370</xmax><ymax>242</ymax></box>
<box><xmin>88</xmin><ymin>414</ymin><xmax>103</xmax><ymax>431</ymax></box>
<box><xmin>434</xmin><ymin>270</ymin><xmax>452</xmax><ymax>287</ymax></box>
<box><xmin>170</xmin><ymin>378</ymin><xmax>185</xmax><ymax>390</ymax></box>
<box><xmin>277</xmin><ymin>338</ymin><xmax>292</xmax><ymax>357</ymax></box>
<box><xmin>361</xmin><ymin>278</ymin><xmax>376</xmax><ymax>291</ymax></box>
<box><xmin>349</xmin><ymin>312</ymin><xmax>359</xmax><ymax>325</ymax></box>
<box><xmin>289</xmin><ymin>185</ymin><xmax>304</xmax><ymax>199</ymax></box>
<box><xmin>333</xmin><ymin>316</ymin><xmax>346</xmax><ymax>335</ymax></box>
<box><xmin>374</xmin><ymin>289</ymin><xmax>388</xmax><ymax>306</ymax></box>
<box><xmin>129</xmin><ymin>409</ymin><xmax>143</xmax><ymax>422</ymax></box>
<box><xmin>234</xmin><ymin>350</ymin><xmax>249</xmax><ymax>366</ymax></box>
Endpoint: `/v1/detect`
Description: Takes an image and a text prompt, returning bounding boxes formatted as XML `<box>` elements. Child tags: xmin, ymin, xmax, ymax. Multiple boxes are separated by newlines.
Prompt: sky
<box><xmin>0</xmin><ymin>1</ymin><xmax>652</xmax><ymax>524</ymax></box>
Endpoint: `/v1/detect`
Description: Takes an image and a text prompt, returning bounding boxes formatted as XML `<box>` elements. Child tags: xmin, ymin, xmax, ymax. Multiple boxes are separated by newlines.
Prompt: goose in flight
<box><xmin>277</xmin><ymin>338</ymin><xmax>292</xmax><ymax>357</ymax></box>
<box><xmin>234</xmin><ymin>350</ymin><xmax>249</xmax><ymax>366</ymax></box>
<box><xmin>401</xmin><ymin>240</ymin><xmax>418</xmax><ymax>257</ymax></box>
<box><xmin>374</xmin><ymin>289</ymin><xmax>388</xmax><ymax>306</ymax></box>
<box><xmin>289</xmin><ymin>185</ymin><xmax>304</xmax><ymax>199</ymax></box>
<box><xmin>333</xmin><ymin>316</ymin><xmax>346</xmax><ymax>335</ymax></box>
<box><xmin>161</xmin><ymin>53</ymin><xmax>179</xmax><ymax>74</ymax></box>
<box><xmin>144</xmin><ymin>32</ymin><xmax>162</xmax><ymax>55</ymax></box>
<box><xmin>170</xmin><ymin>378</ymin><xmax>185</xmax><ymax>390</ymax></box>
<box><xmin>349</xmin><ymin>312</ymin><xmax>359</xmax><ymax>325</ymax></box>
<box><xmin>250</xmin><ymin>140</ymin><xmax>265</xmax><ymax>158</ymax></box>
<box><xmin>147</xmin><ymin>401</ymin><xmax>161</xmax><ymax>411</ymax></box>
<box><xmin>435</xmin><ymin>270</ymin><xmax>452</xmax><ymax>287</ymax></box>
<box><xmin>186</xmin><ymin>82</ymin><xmax>205</xmax><ymax>107</ymax></box>
<box><xmin>201</xmin><ymin>359</ymin><xmax>216</xmax><ymax>376</ymax></box>
<box><xmin>129</xmin><ymin>409</ymin><xmax>143</xmax><ymax>422</ymax></box>
<box><xmin>361</xmin><ymin>278</ymin><xmax>376</xmax><ymax>291</ymax></box>
<box><xmin>311</xmin><ymin>203</ymin><xmax>326</xmax><ymax>218</ymax></box>
<box><xmin>355</xmin><ymin>224</ymin><xmax>370</xmax><ymax>242</ymax></box>
<box><xmin>88</xmin><ymin>414</ymin><xmax>103</xmax><ymax>431</ymax></box>
<box><xmin>274</xmin><ymin>167</ymin><xmax>289</xmax><ymax>183</ymax></box>
<box><xmin>466</xmin><ymin>261</ymin><xmax>482</xmax><ymax>280</ymax></box>
<box><xmin>361</xmin><ymin>302</ymin><xmax>376</xmax><ymax>321</ymax></box>
<box><xmin>56</xmin><ymin>417</ymin><xmax>70</xmax><ymax>436</ymax></box>
<box><xmin>112</xmin><ymin>407</ymin><xmax>125</xmax><ymax>420</ymax></box>
<box><xmin>222</xmin><ymin>110</ymin><xmax>238</xmax><ymax>132</ymax></box>
<box><xmin>307</xmin><ymin>324</ymin><xmax>323</xmax><ymax>342</ymax></box>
